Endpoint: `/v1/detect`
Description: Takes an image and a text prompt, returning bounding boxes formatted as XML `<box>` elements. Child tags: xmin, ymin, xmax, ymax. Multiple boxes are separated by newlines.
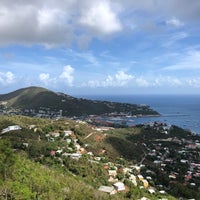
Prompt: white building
<box><xmin>2</xmin><ymin>125</ymin><xmax>21</xmax><ymax>133</ymax></box>
<box><xmin>64</xmin><ymin>130</ymin><xmax>72</xmax><ymax>137</ymax></box>
<box><xmin>113</xmin><ymin>182</ymin><xmax>125</xmax><ymax>191</ymax></box>
<box><xmin>98</xmin><ymin>186</ymin><xmax>116</xmax><ymax>195</ymax></box>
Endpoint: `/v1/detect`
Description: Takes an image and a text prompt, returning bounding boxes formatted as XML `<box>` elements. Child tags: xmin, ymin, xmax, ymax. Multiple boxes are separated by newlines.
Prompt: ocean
<box><xmin>77</xmin><ymin>94</ymin><xmax>200</xmax><ymax>135</ymax></box>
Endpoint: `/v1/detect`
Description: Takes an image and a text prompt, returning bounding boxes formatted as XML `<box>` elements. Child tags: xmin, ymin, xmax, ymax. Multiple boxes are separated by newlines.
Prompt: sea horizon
<box><xmin>76</xmin><ymin>94</ymin><xmax>200</xmax><ymax>135</ymax></box>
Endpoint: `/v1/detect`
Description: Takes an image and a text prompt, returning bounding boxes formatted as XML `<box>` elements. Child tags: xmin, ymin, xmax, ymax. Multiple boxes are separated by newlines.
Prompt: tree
<box><xmin>0</xmin><ymin>140</ymin><xmax>16</xmax><ymax>180</ymax></box>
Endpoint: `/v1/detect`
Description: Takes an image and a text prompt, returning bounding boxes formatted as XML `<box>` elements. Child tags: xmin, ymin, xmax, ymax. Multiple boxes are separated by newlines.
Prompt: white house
<box><xmin>108</xmin><ymin>170</ymin><xmax>117</xmax><ymax>178</ymax></box>
<box><xmin>64</xmin><ymin>130</ymin><xmax>72</xmax><ymax>137</ymax></box>
<box><xmin>70</xmin><ymin>153</ymin><xmax>82</xmax><ymax>160</ymax></box>
<box><xmin>98</xmin><ymin>186</ymin><xmax>116</xmax><ymax>195</ymax></box>
<box><xmin>138</xmin><ymin>174</ymin><xmax>144</xmax><ymax>180</ymax></box>
<box><xmin>148</xmin><ymin>188</ymin><xmax>155</xmax><ymax>194</ymax></box>
<box><xmin>113</xmin><ymin>182</ymin><xmax>125</xmax><ymax>191</ymax></box>
<box><xmin>2</xmin><ymin>125</ymin><xmax>21</xmax><ymax>133</ymax></box>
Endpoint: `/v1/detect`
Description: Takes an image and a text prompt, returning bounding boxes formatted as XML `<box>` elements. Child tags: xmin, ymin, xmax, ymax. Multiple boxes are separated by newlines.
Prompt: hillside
<box><xmin>0</xmin><ymin>86</ymin><xmax>159</xmax><ymax>117</ymax></box>
<box><xmin>0</xmin><ymin>115</ymin><xmax>176</xmax><ymax>200</ymax></box>
<box><xmin>1</xmin><ymin>115</ymin><xmax>199</xmax><ymax>199</ymax></box>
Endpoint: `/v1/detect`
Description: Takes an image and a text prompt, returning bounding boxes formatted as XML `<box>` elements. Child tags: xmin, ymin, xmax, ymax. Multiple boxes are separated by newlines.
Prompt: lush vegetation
<box><xmin>0</xmin><ymin>115</ymin><xmax>199</xmax><ymax>199</ymax></box>
<box><xmin>0</xmin><ymin>140</ymin><xmax>116</xmax><ymax>200</ymax></box>
<box><xmin>0</xmin><ymin>86</ymin><xmax>159</xmax><ymax>117</ymax></box>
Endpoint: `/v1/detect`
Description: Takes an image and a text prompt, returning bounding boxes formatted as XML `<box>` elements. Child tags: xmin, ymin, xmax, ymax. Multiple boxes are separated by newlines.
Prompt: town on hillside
<box><xmin>0</xmin><ymin>115</ymin><xmax>200</xmax><ymax>199</ymax></box>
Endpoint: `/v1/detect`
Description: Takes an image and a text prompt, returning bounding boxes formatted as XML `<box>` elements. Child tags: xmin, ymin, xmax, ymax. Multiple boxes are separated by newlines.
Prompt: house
<box><xmin>75</xmin><ymin>143</ymin><xmax>81</xmax><ymax>150</ymax></box>
<box><xmin>159</xmin><ymin>190</ymin><xmax>166</xmax><ymax>194</ymax></box>
<box><xmin>50</xmin><ymin>150</ymin><xmax>56</xmax><ymax>156</ymax></box>
<box><xmin>131</xmin><ymin>165</ymin><xmax>141</xmax><ymax>171</ymax></box>
<box><xmin>64</xmin><ymin>130</ymin><xmax>72</xmax><ymax>137</ymax></box>
<box><xmin>98</xmin><ymin>186</ymin><xmax>116</xmax><ymax>195</ymax></box>
<box><xmin>142</xmin><ymin>179</ymin><xmax>149</xmax><ymax>188</ymax></box>
<box><xmin>87</xmin><ymin>152</ymin><xmax>93</xmax><ymax>156</ymax></box>
<box><xmin>113</xmin><ymin>182</ymin><xmax>125</xmax><ymax>191</ymax></box>
<box><xmin>22</xmin><ymin>143</ymin><xmax>29</xmax><ymax>148</ymax></box>
<box><xmin>70</xmin><ymin>153</ymin><xmax>82</xmax><ymax>160</ymax></box>
<box><xmin>66</xmin><ymin>139</ymin><xmax>72</xmax><ymax>144</ymax></box>
<box><xmin>169</xmin><ymin>174</ymin><xmax>176</xmax><ymax>179</ymax></box>
<box><xmin>146</xmin><ymin>176</ymin><xmax>152</xmax><ymax>180</ymax></box>
<box><xmin>140</xmin><ymin>197</ymin><xmax>150</xmax><ymax>200</ymax></box>
<box><xmin>50</xmin><ymin>132</ymin><xmax>60</xmax><ymax>137</ymax></box>
<box><xmin>129</xmin><ymin>174</ymin><xmax>137</xmax><ymax>186</ymax></box>
<box><xmin>153</xmin><ymin>160</ymin><xmax>162</xmax><ymax>165</ymax></box>
<box><xmin>108</xmin><ymin>176</ymin><xmax>118</xmax><ymax>183</ymax></box>
<box><xmin>138</xmin><ymin>175</ymin><xmax>144</xmax><ymax>181</ymax></box>
<box><xmin>56</xmin><ymin>149</ymin><xmax>63</xmax><ymax>154</ymax></box>
<box><xmin>180</xmin><ymin>159</ymin><xmax>188</xmax><ymax>164</ymax></box>
<box><xmin>2</xmin><ymin>125</ymin><xmax>21</xmax><ymax>133</ymax></box>
<box><xmin>108</xmin><ymin>170</ymin><xmax>117</xmax><ymax>178</ymax></box>
<box><xmin>148</xmin><ymin>188</ymin><xmax>155</xmax><ymax>194</ymax></box>
<box><xmin>123</xmin><ymin>167</ymin><xmax>131</xmax><ymax>174</ymax></box>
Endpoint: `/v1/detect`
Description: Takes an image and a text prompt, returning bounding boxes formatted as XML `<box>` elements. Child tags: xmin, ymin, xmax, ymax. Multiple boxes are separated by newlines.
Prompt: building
<box><xmin>1</xmin><ymin>125</ymin><xmax>21</xmax><ymax>133</ymax></box>
<box><xmin>113</xmin><ymin>182</ymin><xmax>125</xmax><ymax>191</ymax></box>
<box><xmin>98</xmin><ymin>186</ymin><xmax>116</xmax><ymax>195</ymax></box>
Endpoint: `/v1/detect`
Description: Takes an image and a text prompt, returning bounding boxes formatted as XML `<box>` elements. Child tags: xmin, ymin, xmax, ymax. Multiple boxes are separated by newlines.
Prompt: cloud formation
<box><xmin>0</xmin><ymin>0</ymin><xmax>122</xmax><ymax>47</ymax></box>
<box><xmin>39</xmin><ymin>73</ymin><xmax>50</xmax><ymax>85</ymax></box>
<box><xmin>83</xmin><ymin>70</ymin><xmax>134</xmax><ymax>88</ymax></box>
<box><xmin>0</xmin><ymin>0</ymin><xmax>200</xmax><ymax>47</ymax></box>
<box><xmin>79</xmin><ymin>1</ymin><xmax>122</xmax><ymax>35</ymax></box>
<box><xmin>59</xmin><ymin>65</ymin><xmax>74</xmax><ymax>86</ymax></box>
<box><xmin>166</xmin><ymin>17</ymin><xmax>184</xmax><ymax>27</ymax></box>
<box><xmin>0</xmin><ymin>71</ymin><xmax>15</xmax><ymax>85</ymax></box>
<box><xmin>162</xmin><ymin>50</ymin><xmax>200</xmax><ymax>70</ymax></box>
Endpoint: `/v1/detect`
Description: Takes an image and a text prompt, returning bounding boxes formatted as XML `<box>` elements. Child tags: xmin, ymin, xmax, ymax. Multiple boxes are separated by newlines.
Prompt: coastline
<box><xmin>78</xmin><ymin>94</ymin><xmax>200</xmax><ymax>135</ymax></box>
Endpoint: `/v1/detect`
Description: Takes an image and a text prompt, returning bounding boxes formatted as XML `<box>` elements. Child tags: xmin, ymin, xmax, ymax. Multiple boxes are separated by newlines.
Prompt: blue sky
<box><xmin>0</xmin><ymin>0</ymin><xmax>200</xmax><ymax>95</ymax></box>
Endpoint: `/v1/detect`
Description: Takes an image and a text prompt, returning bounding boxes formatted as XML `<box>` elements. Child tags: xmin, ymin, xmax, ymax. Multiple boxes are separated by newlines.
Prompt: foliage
<box><xmin>0</xmin><ymin>140</ymin><xmax>16</xmax><ymax>180</ymax></box>
<box><xmin>0</xmin><ymin>148</ymin><xmax>119</xmax><ymax>200</ymax></box>
<box><xmin>0</xmin><ymin>86</ymin><xmax>159</xmax><ymax>117</ymax></box>
<box><xmin>64</xmin><ymin>157</ymin><xmax>109</xmax><ymax>188</ymax></box>
<box><xmin>169</xmin><ymin>182</ymin><xmax>200</xmax><ymax>199</ymax></box>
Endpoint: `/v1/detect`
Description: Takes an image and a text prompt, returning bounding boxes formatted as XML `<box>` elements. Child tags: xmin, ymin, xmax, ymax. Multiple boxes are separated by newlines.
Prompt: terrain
<box><xmin>0</xmin><ymin>86</ymin><xmax>159</xmax><ymax>117</ymax></box>
<box><xmin>0</xmin><ymin>115</ymin><xmax>199</xmax><ymax>199</ymax></box>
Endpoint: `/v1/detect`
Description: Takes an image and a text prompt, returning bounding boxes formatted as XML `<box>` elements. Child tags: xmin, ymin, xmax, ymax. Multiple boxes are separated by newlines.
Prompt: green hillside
<box><xmin>0</xmin><ymin>140</ymin><xmax>120</xmax><ymax>200</ymax></box>
<box><xmin>0</xmin><ymin>86</ymin><xmax>159</xmax><ymax>117</ymax></box>
<box><xmin>1</xmin><ymin>115</ymin><xmax>196</xmax><ymax>199</ymax></box>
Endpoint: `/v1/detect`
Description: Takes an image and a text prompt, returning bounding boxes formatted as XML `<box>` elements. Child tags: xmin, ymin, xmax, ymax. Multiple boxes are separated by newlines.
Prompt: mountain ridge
<box><xmin>0</xmin><ymin>86</ymin><xmax>159</xmax><ymax>117</ymax></box>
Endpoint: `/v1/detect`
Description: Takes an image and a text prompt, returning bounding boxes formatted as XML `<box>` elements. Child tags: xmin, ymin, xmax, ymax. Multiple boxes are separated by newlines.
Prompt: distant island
<box><xmin>0</xmin><ymin>86</ymin><xmax>159</xmax><ymax>118</ymax></box>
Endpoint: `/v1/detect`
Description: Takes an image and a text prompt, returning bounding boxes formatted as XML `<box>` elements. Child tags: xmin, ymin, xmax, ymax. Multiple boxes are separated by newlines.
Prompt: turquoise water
<box><xmin>77</xmin><ymin>94</ymin><xmax>200</xmax><ymax>134</ymax></box>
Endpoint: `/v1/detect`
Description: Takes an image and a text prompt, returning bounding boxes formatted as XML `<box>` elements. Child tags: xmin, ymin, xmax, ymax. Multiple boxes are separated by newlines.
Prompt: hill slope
<box><xmin>0</xmin><ymin>86</ymin><xmax>159</xmax><ymax>117</ymax></box>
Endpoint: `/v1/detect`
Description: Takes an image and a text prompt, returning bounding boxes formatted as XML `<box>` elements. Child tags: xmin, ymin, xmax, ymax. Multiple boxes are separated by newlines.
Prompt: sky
<box><xmin>0</xmin><ymin>0</ymin><xmax>200</xmax><ymax>95</ymax></box>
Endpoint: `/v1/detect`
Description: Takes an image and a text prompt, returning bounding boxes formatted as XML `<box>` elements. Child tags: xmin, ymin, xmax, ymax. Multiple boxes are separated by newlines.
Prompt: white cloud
<box><xmin>0</xmin><ymin>0</ymin><xmax>200</xmax><ymax>47</ymax></box>
<box><xmin>166</xmin><ymin>17</ymin><xmax>184</xmax><ymax>27</ymax></box>
<box><xmin>0</xmin><ymin>71</ymin><xmax>15</xmax><ymax>85</ymax></box>
<box><xmin>135</xmin><ymin>77</ymin><xmax>149</xmax><ymax>87</ymax></box>
<box><xmin>153</xmin><ymin>76</ymin><xmax>183</xmax><ymax>87</ymax></box>
<box><xmin>187</xmin><ymin>78</ymin><xmax>200</xmax><ymax>88</ymax></box>
<box><xmin>39</xmin><ymin>73</ymin><xmax>50</xmax><ymax>85</ymax></box>
<box><xmin>79</xmin><ymin>0</ymin><xmax>122</xmax><ymax>35</ymax></box>
<box><xmin>0</xmin><ymin>0</ymin><xmax>122</xmax><ymax>47</ymax></box>
<box><xmin>162</xmin><ymin>50</ymin><xmax>200</xmax><ymax>70</ymax></box>
<box><xmin>38</xmin><ymin>65</ymin><xmax>74</xmax><ymax>87</ymax></box>
<box><xmin>115</xmin><ymin>71</ymin><xmax>133</xmax><ymax>83</ymax></box>
<box><xmin>163</xmin><ymin>32</ymin><xmax>188</xmax><ymax>47</ymax></box>
<box><xmin>59</xmin><ymin>65</ymin><xmax>74</xmax><ymax>86</ymax></box>
<box><xmin>83</xmin><ymin>70</ymin><xmax>133</xmax><ymax>88</ymax></box>
<box><xmin>81</xmin><ymin>71</ymin><xmax>187</xmax><ymax>89</ymax></box>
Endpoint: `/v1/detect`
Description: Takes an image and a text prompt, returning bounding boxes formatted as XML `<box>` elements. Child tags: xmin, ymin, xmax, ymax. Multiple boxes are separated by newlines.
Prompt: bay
<box><xmin>77</xmin><ymin>94</ymin><xmax>200</xmax><ymax>134</ymax></box>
